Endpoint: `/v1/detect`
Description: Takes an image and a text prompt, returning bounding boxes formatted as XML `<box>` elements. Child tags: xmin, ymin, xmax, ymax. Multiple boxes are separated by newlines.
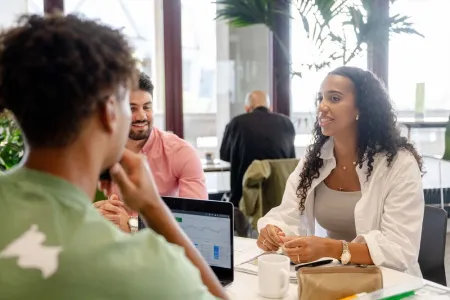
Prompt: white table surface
<box><xmin>227</xmin><ymin>238</ymin><xmax>449</xmax><ymax>300</ymax></box>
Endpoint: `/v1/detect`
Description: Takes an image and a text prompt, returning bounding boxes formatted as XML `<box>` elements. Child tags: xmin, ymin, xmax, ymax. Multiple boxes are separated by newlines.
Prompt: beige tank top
<box><xmin>314</xmin><ymin>182</ymin><xmax>361</xmax><ymax>242</ymax></box>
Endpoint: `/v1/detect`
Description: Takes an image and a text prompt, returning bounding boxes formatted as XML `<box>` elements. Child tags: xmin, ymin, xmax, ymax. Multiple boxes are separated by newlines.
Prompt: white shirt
<box><xmin>257</xmin><ymin>138</ymin><xmax>424</xmax><ymax>276</ymax></box>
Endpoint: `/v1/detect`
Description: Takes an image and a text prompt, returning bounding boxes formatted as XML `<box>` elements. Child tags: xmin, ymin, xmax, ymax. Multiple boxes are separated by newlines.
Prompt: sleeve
<box><xmin>256</xmin><ymin>159</ymin><xmax>308</xmax><ymax>236</ymax></box>
<box><xmin>353</xmin><ymin>152</ymin><xmax>424</xmax><ymax>272</ymax></box>
<box><xmin>219</xmin><ymin>123</ymin><xmax>232</xmax><ymax>162</ymax></box>
<box><xmin>176</xmin><ymin>145</ymin><xmax>209</xmax><ymax>200</ymax></box>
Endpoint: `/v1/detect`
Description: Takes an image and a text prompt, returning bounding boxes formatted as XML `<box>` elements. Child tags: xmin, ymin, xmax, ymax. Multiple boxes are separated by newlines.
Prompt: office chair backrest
<box><xmin>418</xmin><ymin>205</ymin><xmax>447</xmax><ymax>286</ymax></box>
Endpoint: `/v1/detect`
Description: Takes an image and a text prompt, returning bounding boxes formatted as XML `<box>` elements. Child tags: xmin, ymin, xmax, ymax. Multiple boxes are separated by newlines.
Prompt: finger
<box><xmin>267</xmin><ymin>226</ymin><xmax>283</xmax><ymax>245</ymax></box>
<box><xmin>109</xmin><ymin>194</ymin><xmax>120</xmax><ymax>201</ymax></box>
<box><xmin>102</xmin><ymin>203</ymin><xmax>126</xmax><ymax>215</ymax></box>
<box><xmin>280</xmin><ymin>236</ymin><xmax>299</xmax><ymax>244</ymax></box>
<box><xmin>256</xmin><ymin>240</ymin><xmax>272</xmax><ymax>252</ymax></box>
<box><xmin>282</xmin><ymin>246</ymin><xmax>303</xmax><ymax>256</ymax></box>
<box><xmin>104</xmin><ymin>214</ymin><xmax>120</xmax><ymax>223</ymax></box>
<box><xmin>93</xmin><ymin>200</ymin><xmax>107</xmax><ymax>209</ymax></box>
<box><xmin>106</xmin><ymin>199</ymin><xmax>125</xmax><ymax>207</ymax></box>
<box><xmin>258</xmin><ymin>231</ymin><xmax>279</xmax><ymax>251</ymax></box>
<box><xmin>284</xmin><ymin>237</ymin><xmax>306</xmax><ymax>248</ymax></box>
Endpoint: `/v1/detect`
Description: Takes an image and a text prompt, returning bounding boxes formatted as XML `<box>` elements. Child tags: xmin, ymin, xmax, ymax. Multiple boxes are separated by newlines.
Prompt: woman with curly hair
<box><xmin>256</xmin><ymin>66</ymin><xmax>424</xmax><ymax>276</ymax></box>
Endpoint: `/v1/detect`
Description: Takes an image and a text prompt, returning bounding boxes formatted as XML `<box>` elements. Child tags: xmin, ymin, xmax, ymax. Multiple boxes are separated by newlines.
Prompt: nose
<box><xmin>318</xmin><ymin>102</ymin><xmax>330</xmax><ymax>114</ymax></box>
<box><xmin>133</xmin><ymin>108</ymin><xmax>148</xmax><ymax>121</ymax></box>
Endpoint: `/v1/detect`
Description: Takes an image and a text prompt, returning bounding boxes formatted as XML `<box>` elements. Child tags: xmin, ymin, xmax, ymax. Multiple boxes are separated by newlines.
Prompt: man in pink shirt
<box><xmin>96</xmin><ymin>72</ymin><xmax>208</xmax><ymax>232</ymax></box>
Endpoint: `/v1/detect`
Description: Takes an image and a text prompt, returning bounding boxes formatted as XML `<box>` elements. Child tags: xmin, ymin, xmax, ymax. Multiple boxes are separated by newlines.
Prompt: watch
<box><xmin>340</xmin><ymin>240</ymin><xmax>351</xmax><ymax>265</ymax></box>
<box><xmin>128</xmin><ymin>216</ymin><xmax>139</xmax><ymax>234</ymax></box>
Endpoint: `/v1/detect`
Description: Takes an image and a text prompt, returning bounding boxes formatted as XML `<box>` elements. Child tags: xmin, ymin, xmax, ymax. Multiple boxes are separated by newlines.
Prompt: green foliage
<box><xmin>215</xmin><ymin>0</ymin><xmax>423</xmax><ymax>75</ymax></box>
<box><xmin>0</xmin><ymin>112</ymin><xmax>24</xmax><ymax>171</ymax></box>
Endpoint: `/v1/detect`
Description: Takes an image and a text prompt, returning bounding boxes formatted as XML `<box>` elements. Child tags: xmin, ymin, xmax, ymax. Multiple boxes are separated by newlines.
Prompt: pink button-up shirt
<box><xmin>140</xmin><ymin>127</ymin><xmax>208</xmax><ymax>199</ymax></box>
<box><xmin>108</xmin><ymin>128</ymin><xmax>208</xmax><ymax>217</ymax></box>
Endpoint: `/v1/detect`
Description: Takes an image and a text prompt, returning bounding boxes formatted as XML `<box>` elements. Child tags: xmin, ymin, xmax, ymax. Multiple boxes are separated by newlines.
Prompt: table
<box><xmin>202</xmin><ymin>159</ymin><xmax>231</xmax><ymax>173</ymax></box>
<box><xmin>399</xmin><ymin>117</ymin><xmax>448</xmax><ymax>140</ymax></box>
<box><xmin>227</xmin><ymin>238</ymin><xmax>450</xmax><ymax>300</ymax></box>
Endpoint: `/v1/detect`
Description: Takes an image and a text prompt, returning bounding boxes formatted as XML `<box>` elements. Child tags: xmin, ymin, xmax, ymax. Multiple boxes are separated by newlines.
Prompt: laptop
<box><xmin>138</xmin><ymin>197</ymin><xmax>234</xmax><ymax>286</ymax></box>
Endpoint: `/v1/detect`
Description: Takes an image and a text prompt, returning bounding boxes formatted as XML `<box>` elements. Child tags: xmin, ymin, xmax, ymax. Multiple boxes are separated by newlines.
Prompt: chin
<box><xmin>320</xmin><ymin>128</ymin><xmax>334</xmax><ymax>137</ymax></box>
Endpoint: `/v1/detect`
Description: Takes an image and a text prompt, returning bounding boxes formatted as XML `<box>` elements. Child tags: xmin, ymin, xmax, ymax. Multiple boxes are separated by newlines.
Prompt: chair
<box><xmin>442</xmin><ymin>116</ymin><xmax>450</xmax><ymax>161</ymax></box>
<box><xmin>418</xmin><ymin>205</ymin><xmax>447</xmax><ymax>286</ymax></box>
<box><xmin>239</xmin><ymin>158</ymin><xmax>299</xmax><ymax>231</ymax></box>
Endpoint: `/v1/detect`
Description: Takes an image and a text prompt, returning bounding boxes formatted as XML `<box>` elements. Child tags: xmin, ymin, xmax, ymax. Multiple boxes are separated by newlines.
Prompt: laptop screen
<box><xmin>172</xmin><ymin>209</ymin><xmax>232</xmax><ymax>269</ymax></box>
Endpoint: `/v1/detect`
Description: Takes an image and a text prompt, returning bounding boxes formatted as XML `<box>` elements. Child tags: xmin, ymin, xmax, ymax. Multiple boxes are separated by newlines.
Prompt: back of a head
<box><xmin>0</xmin><ymin>13</ymin><xmax>136</xmax><ymax>148</ymax></box>
<box><xmin>245</xmin><ymin>90</ymin><xmax>270</xmax><ymax>111</ymax></box>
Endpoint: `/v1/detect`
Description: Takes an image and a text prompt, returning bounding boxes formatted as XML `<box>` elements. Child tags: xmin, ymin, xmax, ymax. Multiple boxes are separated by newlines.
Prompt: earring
<box><xmin>356</xmin><ymin>115</ymin><xmax>359</xmax><ymax>121</ymax></box>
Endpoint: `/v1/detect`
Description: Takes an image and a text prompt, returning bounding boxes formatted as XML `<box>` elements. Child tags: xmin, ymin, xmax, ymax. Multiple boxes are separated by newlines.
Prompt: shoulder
<box><xmin>158</xmin><ymin>128</ymin><xmax>197</xmax><ymax>154</ymax></box>
<box><xmin>379</xmin><ymin>149</ymin><xmax>421</xmax><ymax>173</ymax></box>
<box><xmin>372</xmin><ymin>150</ymin><xmax>422</xmax><ymax>185</ymax></box>
<box><xmin>63</xmin><ymin>229</ymin><xmax>212</xmax><ymax>299</ymax></box>
<box><xmin>228</xmin><ymin>114</ymin><xmax>247</xmax><ymax>127</ymax></box>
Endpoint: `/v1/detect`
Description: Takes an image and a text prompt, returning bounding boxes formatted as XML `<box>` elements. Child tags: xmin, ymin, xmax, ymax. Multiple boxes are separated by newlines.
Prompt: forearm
<box><xmin>141</xmin><ymin>202</ymin><xmax>228</xmax><ymax>300</ymax></box>
<box><xmin>327</xmin><ymin>239</ymin><xmax>374</xmax><ymax>265</ymax></box>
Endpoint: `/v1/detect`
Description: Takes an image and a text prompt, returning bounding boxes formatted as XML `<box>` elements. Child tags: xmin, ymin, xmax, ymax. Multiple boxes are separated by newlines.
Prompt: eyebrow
<box><xmin>130</xmin><ymin>101</ymin><xmax>152</xmax><ymax>106</ymax></box>
<box><xmin>322</xmin><ymin>90</ymin><xmax>344</xmax><ymax>95</ymax></box>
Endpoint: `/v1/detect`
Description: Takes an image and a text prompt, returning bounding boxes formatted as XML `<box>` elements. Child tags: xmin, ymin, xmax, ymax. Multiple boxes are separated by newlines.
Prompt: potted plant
<box><xmin>0</xmin><ymin>111</ymin><xmax>24</xmax><ymax>171</ymax></box>
<box><xmin>215</xmin><ymin>0</ymin><xmax>422</xmax><ymax>75</ymax></box>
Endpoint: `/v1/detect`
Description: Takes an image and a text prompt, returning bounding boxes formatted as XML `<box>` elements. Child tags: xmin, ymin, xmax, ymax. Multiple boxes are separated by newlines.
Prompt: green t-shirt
<box><xmin>0</xmin><ymin>167</ymin><xmax>217</xmax><ymax>300</ymax></box>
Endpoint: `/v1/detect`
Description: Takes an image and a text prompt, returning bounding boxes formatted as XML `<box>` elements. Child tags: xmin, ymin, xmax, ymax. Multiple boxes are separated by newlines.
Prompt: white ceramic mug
<box><xmin>258</xmin><ymin>254</ymin><xmax>290</xmax><ymax>298</ymax></box>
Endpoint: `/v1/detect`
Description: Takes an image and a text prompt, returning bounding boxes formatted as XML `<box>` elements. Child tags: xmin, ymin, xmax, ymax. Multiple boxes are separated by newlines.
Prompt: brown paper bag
<box><xmin>297</xmin><ymin>265</ymin><xmax>383</xmax><ymax>300</ymax></box>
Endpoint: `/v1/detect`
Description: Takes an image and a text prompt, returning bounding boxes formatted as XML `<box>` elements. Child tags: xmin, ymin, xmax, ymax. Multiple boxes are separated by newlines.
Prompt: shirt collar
<box><xmin>319</xmin><ymin>137</ymin><xmax>334</xmax><ymax>160</ymax></box>
<box><xmin>141</xmin><ymin>127</ymin><xmax>157</xmax><ymax>155</ymax></box>
<box><xmin>252</xmin><ymin>106</ymin><xmax>270</xmax><ymax>113</ymax></box>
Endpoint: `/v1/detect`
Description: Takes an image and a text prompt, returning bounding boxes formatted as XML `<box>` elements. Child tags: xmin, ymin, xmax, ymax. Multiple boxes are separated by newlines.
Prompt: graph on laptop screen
<box><xmin>173</xmin><ymin>209</ymin><xmax>231</xmax><ymax>268</ymax></box>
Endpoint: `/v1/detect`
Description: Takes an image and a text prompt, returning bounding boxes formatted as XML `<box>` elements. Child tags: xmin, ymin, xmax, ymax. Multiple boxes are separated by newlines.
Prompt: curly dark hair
<box><xmin>0</xmin><ymin>13</ymin><xmax>137</xmax><ymax>148</ymax></box>
<box><xmin>297</xmin><ymin>66</ymin><xmax>424</xmax><ymax>212</ymax></box>
<box><xmin>138</xmin><ymin>72</ymin><xmax>154</xmax><ymax>96</ymax></box>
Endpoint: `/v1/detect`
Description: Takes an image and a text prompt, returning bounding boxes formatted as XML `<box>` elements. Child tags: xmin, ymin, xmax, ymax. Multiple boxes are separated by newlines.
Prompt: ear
<box><xmin>245</xmin><ymin>106</ymin><xmax>251</xmax><ymax>113</ymax></box>
<box><xmin>98</xmin><ymin>96</ymin><xmax>117</xmax><ymax>134</ymax></box>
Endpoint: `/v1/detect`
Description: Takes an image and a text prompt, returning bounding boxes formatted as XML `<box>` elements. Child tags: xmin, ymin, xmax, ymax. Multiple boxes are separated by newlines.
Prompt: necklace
<box><xmin>337</xmin><ymin>161</ymin><xmax>357</xmax><ymax>191</ymax></box>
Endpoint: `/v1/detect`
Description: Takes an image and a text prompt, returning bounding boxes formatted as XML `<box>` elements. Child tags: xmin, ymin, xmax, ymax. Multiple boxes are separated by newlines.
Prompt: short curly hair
<box><xmin>296</xmin><ymin>66</ymin><xmax>424</xmax><ymax>212</ymax></box>
<box><xmin>139</xmin><ymin>72</ymin><xmax>154</xmax><ymax>96</ymax></box>
<box><xmin>0</xmin><ymin>13</ymin><xmax>137</xmax><ymax>147</ymax></box>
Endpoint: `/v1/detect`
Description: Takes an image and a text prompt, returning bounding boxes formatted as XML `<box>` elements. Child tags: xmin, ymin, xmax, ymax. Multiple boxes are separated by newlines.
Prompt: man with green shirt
<box><xmin>0</xmin><ymin>13</ymin><xmax>227</xmax><ymax>300</ymax></box>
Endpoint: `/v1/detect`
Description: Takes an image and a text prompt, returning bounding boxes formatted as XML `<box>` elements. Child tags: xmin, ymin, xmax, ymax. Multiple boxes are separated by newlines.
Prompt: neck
<box><xmin>126</xmin><ymin>138</ymin><xmax>148</xmax><ymax>153</ymax></box>
<box><xmin>24</xmin><ymin>146</ymin><xmax>102</xmax><ymax>200</ymax></box>
<box><xmin>333</xmin><ymin>132</ymin><xmax>358</xmax><ymax>165</ymax></box>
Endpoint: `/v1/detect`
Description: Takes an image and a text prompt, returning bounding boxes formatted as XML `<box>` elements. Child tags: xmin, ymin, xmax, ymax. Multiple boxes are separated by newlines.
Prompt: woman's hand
<box><xmin>257</xmin><ymin>225</ymin><xmax>285</xmax><ymax>251</ymax></box>
<box><xmin>281</xmin><ymin>236</ymin><xmax>341</xmax><ymax>263</ymax></box>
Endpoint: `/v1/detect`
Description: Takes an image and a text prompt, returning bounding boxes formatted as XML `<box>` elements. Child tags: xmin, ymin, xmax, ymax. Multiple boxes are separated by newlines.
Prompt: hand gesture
<box><xmin>109</xmin><ymin>149</ymin><xmax>162</xmax><ymax>212</ymax></box>
<box><xmin>281</xmin><ymin>236</ymin><xmax>334</xmax><ymax>263</ymax></box>
<box><xmin>257</xmin><ymin>224</ymin><xmax>285</xmax><ymax>251</ymax></box>
<box><xmin>93</xmin><ymin>195</ymin><xmax>131</xmax><ymax>233</ymax></box>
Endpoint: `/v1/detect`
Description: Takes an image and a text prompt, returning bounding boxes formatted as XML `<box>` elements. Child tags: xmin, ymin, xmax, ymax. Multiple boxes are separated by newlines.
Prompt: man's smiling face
<box><xmin>128</xmin><ymin>89</ymin><xmax>153</xmax><ymax>141</ymax></box>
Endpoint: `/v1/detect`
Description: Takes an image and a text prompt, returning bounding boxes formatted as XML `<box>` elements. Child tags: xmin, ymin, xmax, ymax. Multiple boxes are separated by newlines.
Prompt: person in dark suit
<box><xmin>220</xmin><ymin>90</ymin><xmax>296</xmax><ymax>207</ymax></box>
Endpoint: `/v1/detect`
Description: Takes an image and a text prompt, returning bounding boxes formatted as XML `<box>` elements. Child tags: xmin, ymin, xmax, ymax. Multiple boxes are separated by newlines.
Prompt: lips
<box><xmin>132</xmin><ymin>122</ymin><xmax>148</xmax><ymax>128</ymax></box>
<box><xmin>319</xmin><ymin>116</ymin><xmax>333</xmax><ymax>127</ymax></box>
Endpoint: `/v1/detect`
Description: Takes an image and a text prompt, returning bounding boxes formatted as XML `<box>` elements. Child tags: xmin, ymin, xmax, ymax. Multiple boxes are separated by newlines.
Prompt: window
<box><xmin>389</xmin><ymin>0</ymin><xmax>450</xmax><ymax>116</ymax></box>
<box><xmin>181</xmin><ymin>0</ymin><xmax>217</xmax><ymax>114</ymax></box>
<box><xmin>65</xmin><ymin>0</ymin><xmax>165</xmax><ymax>129</ymax></box>
<box><xmin>290</xmin><ymin>3</ymin><xmax>366</xmax><ymax>154</ymax></box>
